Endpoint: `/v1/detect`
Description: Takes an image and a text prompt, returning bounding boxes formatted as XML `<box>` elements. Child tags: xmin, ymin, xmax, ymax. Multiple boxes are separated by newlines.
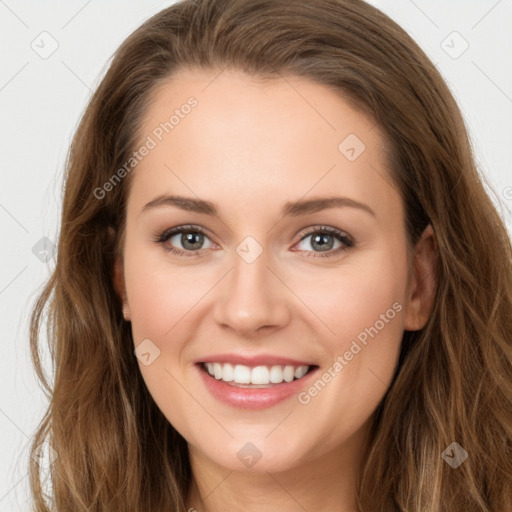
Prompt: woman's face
<box><xmin>114</xmin><ymin>68</ymin><xmax>435</xmax><ymax>473</ymax></box>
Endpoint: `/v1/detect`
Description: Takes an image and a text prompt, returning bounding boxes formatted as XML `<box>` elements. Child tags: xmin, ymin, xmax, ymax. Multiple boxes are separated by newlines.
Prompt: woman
<box><xmin>29</xmin><ymin>0</ymin><xmax>512</xmax><ymax>510</ymax></box>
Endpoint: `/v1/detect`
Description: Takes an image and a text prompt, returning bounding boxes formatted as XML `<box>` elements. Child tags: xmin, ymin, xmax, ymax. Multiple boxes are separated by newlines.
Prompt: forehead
<box><xmin>129</xmin><ymin>68</ymin><xmax>399</xmax><ymax>224</ymax></box>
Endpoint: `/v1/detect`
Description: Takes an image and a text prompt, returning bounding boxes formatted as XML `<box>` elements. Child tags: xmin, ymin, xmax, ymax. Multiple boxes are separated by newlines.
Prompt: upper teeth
<box><xmin>204</xmin><ymin>362</ymin><xmax>309</xmax><ymax>385</ymax></box>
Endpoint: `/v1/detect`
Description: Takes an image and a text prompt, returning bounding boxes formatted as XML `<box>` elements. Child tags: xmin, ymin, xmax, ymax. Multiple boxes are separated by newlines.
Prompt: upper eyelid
<box><xmin>161</xmin><ymin>224</ymin><xmax>213</xmax><ymax>241</ymax></box>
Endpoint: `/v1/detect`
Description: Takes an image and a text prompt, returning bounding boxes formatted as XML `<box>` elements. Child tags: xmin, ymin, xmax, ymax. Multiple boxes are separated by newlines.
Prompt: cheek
<box><xmin>309</xmin><ymin>249</ymin><xmax>406</xmax><ymax>381</ymax></box>
<box><xmin>290</xmin><ymin>245</ymin><xmax>408</xmax><ymax>347</ymax></box>
<box><xmin>123</xmin><ymin>242</ymin><xmax>209</xmax><ymax>343</ymax></box>
<box><xmin>287</xmin><ymin>258</ymin><xmax>407</xmax><ymax>452</ymax></box>
<box><xmin>122</xmin><ymin>244</ymin><xmax>208</xmax><ymax>436</ymax></box>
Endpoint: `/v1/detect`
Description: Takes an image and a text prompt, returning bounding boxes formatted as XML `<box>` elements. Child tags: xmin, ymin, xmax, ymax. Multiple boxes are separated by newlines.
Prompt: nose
<box><xmin>212</xmin><ymin>246</ymin><xmax>291</xmax><ymax>338</ymax></box>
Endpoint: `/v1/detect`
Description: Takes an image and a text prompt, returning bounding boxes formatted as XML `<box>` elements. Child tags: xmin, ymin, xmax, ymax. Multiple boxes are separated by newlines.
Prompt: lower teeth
<box><xmin>225</xmin><ymin>381</ymin><xmax>284</xmax><ymax>388</ymax></box>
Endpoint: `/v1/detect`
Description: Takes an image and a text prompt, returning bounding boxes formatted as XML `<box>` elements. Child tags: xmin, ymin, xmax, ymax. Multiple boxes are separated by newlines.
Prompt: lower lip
<box><xmin>196</xmin><ymin>364</ymin><xmax>319</xmax><ymax>410</ymax></box>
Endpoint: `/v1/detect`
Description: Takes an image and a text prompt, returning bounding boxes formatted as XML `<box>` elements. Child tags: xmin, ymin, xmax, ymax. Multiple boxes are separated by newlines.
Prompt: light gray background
<box><xmin>1</xmin><ymin>1</ymin><xmax>511</xmax><ymax>510</ymax></box>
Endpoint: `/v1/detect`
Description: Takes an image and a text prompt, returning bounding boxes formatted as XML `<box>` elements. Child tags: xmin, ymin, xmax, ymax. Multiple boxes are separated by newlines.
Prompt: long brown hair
<box><xmin>29</xmin><ymin>0</ymin><xmax>512</xmax><ymax>510</ymax></box>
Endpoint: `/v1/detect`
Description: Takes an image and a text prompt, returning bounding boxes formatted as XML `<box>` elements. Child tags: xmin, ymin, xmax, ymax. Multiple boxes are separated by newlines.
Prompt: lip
<box><xmin>196</xmin><ymin>353</ymin><xmax>315</xmax><ymax>367</ymax></box>
<box><xmin>196</xmin><ymin>362</ymin><xmax>319</xmax><ymax>410</ymax></box>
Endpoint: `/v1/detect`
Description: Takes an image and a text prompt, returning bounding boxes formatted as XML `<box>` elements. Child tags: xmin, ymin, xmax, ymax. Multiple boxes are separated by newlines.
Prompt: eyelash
<box><xmin>153</xmin><ymin>224</ymin><xmax>355</xmax><ymax>259</ymax></box>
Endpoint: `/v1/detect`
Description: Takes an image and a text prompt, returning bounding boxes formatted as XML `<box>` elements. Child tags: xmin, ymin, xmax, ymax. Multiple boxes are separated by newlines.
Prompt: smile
<box><xmin>196</xmin><ymin>362</ymin><xmax>319</xmax><ymax>409</ymax></box>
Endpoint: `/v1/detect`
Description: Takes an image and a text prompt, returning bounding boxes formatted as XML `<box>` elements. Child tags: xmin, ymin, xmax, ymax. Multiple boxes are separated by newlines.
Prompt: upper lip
<box><xmin>196</xmin><ymin>353</ymin><xmax>316</xmax><ymax>367</ymax></box>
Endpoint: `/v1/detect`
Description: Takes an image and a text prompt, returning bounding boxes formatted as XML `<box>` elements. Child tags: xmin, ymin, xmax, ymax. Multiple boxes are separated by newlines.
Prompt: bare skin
<box><xmin>113</xmin><ymin>68</ymin><xmax>437</xmax><ymax>512</ymax></box>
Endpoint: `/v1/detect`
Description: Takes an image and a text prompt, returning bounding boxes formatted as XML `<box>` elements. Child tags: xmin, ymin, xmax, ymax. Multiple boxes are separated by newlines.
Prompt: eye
<box><xmin>294</xmin><ymin>226</ymin><xmax>354</xmax><ymax>258</ymax></box>
<box><xmin>154</xmin><ymin>224</ymin><xmax>355</xmax><ymax>259</ymax></box>
<box><xmin>154</xmin><ymin>225</ymin><xmax>214</xmax><ymax>257</ymax></box>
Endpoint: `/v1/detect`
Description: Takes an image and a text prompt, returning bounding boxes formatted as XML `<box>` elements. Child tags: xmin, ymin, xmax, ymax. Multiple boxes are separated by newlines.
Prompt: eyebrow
<box><xmin>141</xmin><ymin>194</ymin><xmax>376</xmax><ymax>218</ymax></box>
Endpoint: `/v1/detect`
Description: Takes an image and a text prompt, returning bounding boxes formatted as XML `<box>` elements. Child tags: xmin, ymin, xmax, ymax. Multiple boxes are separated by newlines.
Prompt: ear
<box><xmin>403</xmin><ymin>224</ymin><xmax>437</xmax><ymax>331</ymax></box>
<box><xmin>110</xmin><ymin>228</ymin><xmax>131</xmax><ymax>322</ymax></box>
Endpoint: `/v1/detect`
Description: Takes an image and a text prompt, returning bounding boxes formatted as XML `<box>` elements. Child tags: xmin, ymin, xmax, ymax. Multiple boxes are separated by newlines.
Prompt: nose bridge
<box><xmin>212</xmin><ymin>237</ymin><xmax>290</xmax><ymax>334</ymax></box>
